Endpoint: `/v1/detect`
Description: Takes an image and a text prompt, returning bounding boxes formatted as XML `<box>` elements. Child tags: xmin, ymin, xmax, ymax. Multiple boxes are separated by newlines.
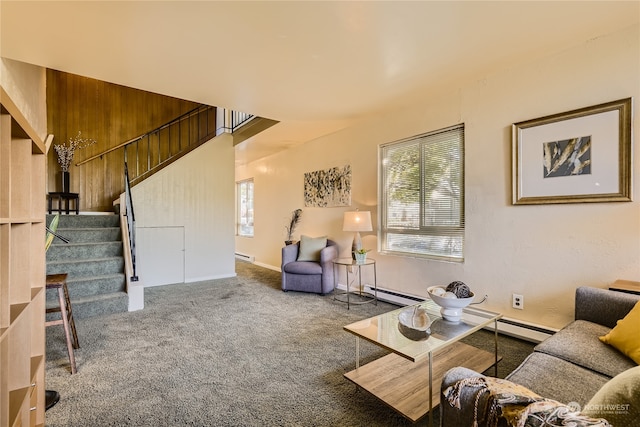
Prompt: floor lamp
<box><xmin>343</xmin><ymin>210</ymin><xmax>372</xmax><ymax>257</ymax></box>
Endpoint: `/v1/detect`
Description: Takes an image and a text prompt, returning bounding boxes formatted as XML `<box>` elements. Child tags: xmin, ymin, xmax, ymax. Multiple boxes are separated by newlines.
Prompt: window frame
<box><xmin>236</xmin><ymin>178</ymin><xmax>254</xmax><ymax>237</ymax></box>
<box><xmin>379</xmin><ymin>124</ymin><xmax>465</xmax><ymax>262</ymax></box>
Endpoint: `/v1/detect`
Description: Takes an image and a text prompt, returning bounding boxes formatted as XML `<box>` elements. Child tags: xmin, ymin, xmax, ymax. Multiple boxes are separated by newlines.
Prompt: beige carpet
<box><xmin>44</xmin><ymin>261</ymin><xmax>534</xmax><ymax>426</ymax></box>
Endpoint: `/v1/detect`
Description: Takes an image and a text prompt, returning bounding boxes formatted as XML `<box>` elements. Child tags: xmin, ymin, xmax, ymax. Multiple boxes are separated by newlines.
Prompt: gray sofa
<box><xmin>441</xmin><ymin>286</ymin><xmax>639</xmax><ymax>426</ymax></box>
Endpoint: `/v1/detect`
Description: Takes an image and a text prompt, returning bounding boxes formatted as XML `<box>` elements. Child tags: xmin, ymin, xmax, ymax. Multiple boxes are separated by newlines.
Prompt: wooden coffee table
<box><xmin>343</xmin><ymin>299</ymin><xmax>502</xmax><ymax>426</ymax></box>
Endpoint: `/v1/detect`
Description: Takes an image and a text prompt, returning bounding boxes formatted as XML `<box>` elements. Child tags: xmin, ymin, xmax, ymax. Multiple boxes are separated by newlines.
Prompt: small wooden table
<box><xmin>48</xmin><ymin>192</ymin><xmax>80</xmax><ymax>214</ymax></box>
<box><xmin>609</xmin><ymin>279</ymin><xmax>640</xmax><ymax>295</ymax></box>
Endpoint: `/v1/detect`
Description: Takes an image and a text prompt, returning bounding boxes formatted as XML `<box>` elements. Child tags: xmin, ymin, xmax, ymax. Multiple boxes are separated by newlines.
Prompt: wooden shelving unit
<box><xmin>0</xmin><ymin>87</ymin><xmax>46</xmax><ymax>427</ymax></box>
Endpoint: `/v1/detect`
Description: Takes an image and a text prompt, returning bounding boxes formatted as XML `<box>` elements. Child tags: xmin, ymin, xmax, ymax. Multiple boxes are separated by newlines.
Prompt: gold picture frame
<box><xmin>512</xmin><ymin>98</ymin><xmax>632</xmax><ymax>205</ymax></box>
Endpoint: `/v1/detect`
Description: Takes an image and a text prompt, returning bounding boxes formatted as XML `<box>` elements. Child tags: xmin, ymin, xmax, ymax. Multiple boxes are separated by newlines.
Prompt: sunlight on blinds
<box><xmin>380</xmin><ymin>125</ymin><xmax>464</xmax><ymax>261</ymax></box>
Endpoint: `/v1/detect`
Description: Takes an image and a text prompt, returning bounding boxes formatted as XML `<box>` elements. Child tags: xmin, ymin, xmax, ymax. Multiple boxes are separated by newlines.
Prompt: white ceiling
<box><xmin>1</xmin><ymin>1</ymin><xmax>638</xmax><ymax>164</ymax></box>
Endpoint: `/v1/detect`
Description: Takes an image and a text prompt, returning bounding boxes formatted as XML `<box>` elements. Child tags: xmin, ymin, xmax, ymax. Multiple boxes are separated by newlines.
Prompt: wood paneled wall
<box><xmin>46</xmin><ymin>70</ymin><xmax>200</xmax><ymax>211</ymax></box>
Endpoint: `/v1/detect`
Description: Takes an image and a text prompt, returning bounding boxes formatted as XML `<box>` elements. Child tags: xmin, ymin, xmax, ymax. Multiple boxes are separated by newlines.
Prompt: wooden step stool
<box><xmin>45</xmin><ymin>273</ymin><xmax>80</xmax><ymax>374</ymax></box>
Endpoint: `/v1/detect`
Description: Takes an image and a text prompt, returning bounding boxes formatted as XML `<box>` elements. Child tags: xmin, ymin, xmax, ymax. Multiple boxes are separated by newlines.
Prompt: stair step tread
<box><xmin>46</xmin><ymin>291</ymin><xmax>128</xmax><ymax>319</ymax></box>
<box><xmin>47</xmin><ymin>292</ymin><xmax>127</xmax><ymax>307</ymax></box>
<box><xmin>46</xmin><ymin>291</ymin><xmax>126</xmax><ymax>306</ymax></box>
<box><xmin>67</xmin><ymin>291</ymin><xmax>127</xmax><ymax>304</ymax></box>
<box><xmin>51</xmin><ymin>241</ymin><xmax>122</xmax><ymax>246</ymax></box>
<box><xmin>48</xmin><ymin>256</ymin><xmax>123</xmax><ymax>264</ymax></box>
<box><xmin>56</xmin><ymin>226</ymin><xmax>120</xmax><ymax>230</ymax></box>
<box><xmin>46</xmin><ymin>274</ymin><xmax>125</xmax><ymax>301</ymax></box>
<box><xmin>66</xmin><ymin>273</ymin><xmax>125</xmax><ymax>282</ymax></box>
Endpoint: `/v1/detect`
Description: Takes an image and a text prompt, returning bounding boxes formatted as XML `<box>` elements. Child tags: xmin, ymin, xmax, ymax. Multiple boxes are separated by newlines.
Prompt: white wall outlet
<box><xmin>512</xmin><ymin>294</ymin><xmax>524</xmax><ymax>310</ymax></box>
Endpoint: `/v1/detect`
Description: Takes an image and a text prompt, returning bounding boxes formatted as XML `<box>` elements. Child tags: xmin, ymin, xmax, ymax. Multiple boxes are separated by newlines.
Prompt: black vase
<box><xmin>61</xmin><ymin>171</ymin><xmax>70</xmax><ymax>193</ymax></box>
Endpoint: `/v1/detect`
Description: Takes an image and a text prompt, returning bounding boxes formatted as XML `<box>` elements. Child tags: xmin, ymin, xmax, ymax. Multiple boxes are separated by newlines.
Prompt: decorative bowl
<box><xmin>427</xmin><ymin>285</ymin><xmax>475</xmax><ymax>322</ymax></box>
<box><xmin>398</xmin><ymin>306</ymin><xmax>432</xmax><ymax>332</ymax></box>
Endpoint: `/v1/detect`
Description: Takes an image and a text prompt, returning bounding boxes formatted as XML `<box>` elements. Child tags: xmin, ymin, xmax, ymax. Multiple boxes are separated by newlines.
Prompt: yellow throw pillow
<box><xmin>599</xmin><ymin>300</ymin><xmax>640</xmax><ymax>364</ymax></box>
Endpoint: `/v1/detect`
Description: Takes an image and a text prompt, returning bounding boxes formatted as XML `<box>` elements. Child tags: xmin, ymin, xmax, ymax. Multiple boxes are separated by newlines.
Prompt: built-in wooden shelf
<box><xmin>0</xmin><ymin>88</ymin><xmax>46</xmax><ymax>427</ymax></box>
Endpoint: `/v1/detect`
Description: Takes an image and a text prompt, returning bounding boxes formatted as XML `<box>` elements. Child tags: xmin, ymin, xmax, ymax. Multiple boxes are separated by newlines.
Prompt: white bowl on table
<box><xmin>427</xmin><ymin>285</ymin><xmax>478</xmax><ymax>322</ymax></box>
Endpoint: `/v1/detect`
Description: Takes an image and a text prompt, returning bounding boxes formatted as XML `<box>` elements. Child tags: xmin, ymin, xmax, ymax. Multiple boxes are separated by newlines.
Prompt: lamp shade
<box><xmin>343</xmin><ymin>211</ymin><xmax>372</xmax><ymax>232</ymax></box>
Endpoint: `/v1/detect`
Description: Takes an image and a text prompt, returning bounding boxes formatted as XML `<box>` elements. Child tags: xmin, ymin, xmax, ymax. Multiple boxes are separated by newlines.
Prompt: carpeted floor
<box><xmin>45</xmin><ymin>261</ymin><xmax>535</xmax><ymax>426</ymax></box>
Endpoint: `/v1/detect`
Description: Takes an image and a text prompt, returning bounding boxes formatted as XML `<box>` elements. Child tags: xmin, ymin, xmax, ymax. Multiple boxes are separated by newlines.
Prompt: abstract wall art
<box><xmin>304</xmin><ymin>165</ymin><xmax>351</xmax><ymax>207</ymax></box>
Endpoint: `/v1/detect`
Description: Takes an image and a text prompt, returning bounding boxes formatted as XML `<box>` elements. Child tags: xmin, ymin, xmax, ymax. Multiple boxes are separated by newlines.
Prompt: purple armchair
<box><xmin>281</xmin><ymin>239</ymin><xmax>338</xmax><ymax>294</ymax></box>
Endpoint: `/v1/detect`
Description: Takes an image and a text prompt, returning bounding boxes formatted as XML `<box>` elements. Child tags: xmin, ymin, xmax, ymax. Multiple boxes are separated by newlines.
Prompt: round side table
<box><xmin>332</xmin><ymin>258</ymin><xmax>377</xmax><ymax>309</ymax></box>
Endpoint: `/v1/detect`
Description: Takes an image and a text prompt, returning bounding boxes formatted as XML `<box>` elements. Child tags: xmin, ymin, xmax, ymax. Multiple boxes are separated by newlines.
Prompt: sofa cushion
<box><xmin>283</xmin><ymin>261</ymin><xmax>323</xmax><ymax>275</ymax></box>
<box><xmin>534</xmin><ymin>320</ymin><xmax>636</xmax><ymax>378</ymax></box>
<box><xmin>599</xmin><ymin>300</ymin><xmax>640</xmax><ymax>364</ymax></box>
<box><xmin>506</xmin><ymin>352</ymin><xmax>610</xmax><ymax>405</ymax></box>
<box><xmin>296</xmin><ymin>235</ymin><xmax>327</xmax><ymax>262</ymax></box>
<box><xmin>583</xmin><ymin>366</ymin><xmax>640</xmax><ymax>426</ymax></box>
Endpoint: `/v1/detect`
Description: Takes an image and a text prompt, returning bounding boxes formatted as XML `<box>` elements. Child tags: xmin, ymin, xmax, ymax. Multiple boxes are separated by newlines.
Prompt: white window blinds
<box><xmin>380</xmin><ymin>124</ymin><xmax>464</xmax><ymax>261</ymax></box>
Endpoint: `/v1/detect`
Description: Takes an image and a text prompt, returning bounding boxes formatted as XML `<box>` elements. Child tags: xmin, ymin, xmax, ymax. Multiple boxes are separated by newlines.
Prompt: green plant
<box><xmin>45</xmin><ymin>214</ymin><xmax>60</xmax><ymax>252</ymax></box>
<box><xmin>354</xmin><ymin>248</ymin><xmax>370</xmax><ymax>254</ymax></box>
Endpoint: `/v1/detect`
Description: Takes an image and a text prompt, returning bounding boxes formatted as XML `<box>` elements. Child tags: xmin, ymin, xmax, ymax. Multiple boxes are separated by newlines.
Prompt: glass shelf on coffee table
<box><xmin>343</xmin><ymin>299</ymin><xmax>502</xmax><ymax>426</ymax></box>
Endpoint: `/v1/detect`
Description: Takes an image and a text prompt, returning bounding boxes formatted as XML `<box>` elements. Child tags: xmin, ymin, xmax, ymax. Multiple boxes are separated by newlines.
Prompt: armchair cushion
<box><xmin>296</xmin><ymin>235</ymin><xmax>327</xmax><ymax>262</ymax></box>
<box><xmin>283</xmin><ymin>261</ymin><xmax>322</xmax><ymax>275</ymax></box>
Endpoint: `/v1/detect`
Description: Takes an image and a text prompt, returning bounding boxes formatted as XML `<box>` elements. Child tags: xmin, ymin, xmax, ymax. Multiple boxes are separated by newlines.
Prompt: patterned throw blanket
<box><xmin>443</xmin><ymin>377</ymin><xmax>610</xmax><ymax>427</ymax></box>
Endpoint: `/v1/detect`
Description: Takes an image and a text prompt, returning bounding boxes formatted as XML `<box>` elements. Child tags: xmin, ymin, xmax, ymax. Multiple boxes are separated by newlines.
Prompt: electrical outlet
<box><xmin>512</xmin><ymin>294</ymin><xmax>524</xmax><ymax>310</ymax></box>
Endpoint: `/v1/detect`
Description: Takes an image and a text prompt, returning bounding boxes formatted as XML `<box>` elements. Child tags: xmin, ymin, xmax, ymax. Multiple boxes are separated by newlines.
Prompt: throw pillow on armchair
<box><xmin>296</xmin><ymin>235</ymin><xmax>328</xmax><ymax>262</ymax></box>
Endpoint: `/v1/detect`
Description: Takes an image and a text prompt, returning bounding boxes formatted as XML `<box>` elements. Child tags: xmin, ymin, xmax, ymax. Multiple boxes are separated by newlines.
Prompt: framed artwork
<box><xmin>512</xmin><ymin>98</ymin><xmax>632</xmax><ymax>205</ymax></box>
<box><xmin>304</xmin><ymin>165</ymin><xmax>351</xmax><ymax>207</ymax></box>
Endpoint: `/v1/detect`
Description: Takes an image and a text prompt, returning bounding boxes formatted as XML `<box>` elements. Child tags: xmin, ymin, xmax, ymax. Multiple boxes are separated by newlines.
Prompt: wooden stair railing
<box><xmin>77</xmin><ymin>104</ymin><xmax>218</xmax><ymax>185</ymax></box>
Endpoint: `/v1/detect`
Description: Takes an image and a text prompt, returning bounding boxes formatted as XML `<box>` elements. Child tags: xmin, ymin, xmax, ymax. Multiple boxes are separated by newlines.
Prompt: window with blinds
<box><xmin>379</xmin><ymin>124</ymin><xmax>464</xmax><ymax>261</ymax></box>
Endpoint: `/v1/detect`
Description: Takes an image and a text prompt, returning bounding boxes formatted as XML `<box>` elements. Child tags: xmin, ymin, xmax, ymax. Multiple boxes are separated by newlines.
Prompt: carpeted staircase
<box><xmin>46</xmin><ymin>214</ymin><xmax>129</xmax><ymax>319</ymax></box>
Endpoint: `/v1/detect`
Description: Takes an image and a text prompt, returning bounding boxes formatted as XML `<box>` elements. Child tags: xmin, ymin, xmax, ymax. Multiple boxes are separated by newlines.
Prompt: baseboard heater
<box><xmin>370</xmin><ymin>286</ymin><xmax>425</xmax><ymax>306</ymax></box>
<box><xmin>234</xmin><ymin>252</ymin><xmax>255</xmax><ymax>262</ymax></box>
<box><xmin>361</xmin><ymin>284</ymin><xmax>555</xmax><ymax>343</ymax></box>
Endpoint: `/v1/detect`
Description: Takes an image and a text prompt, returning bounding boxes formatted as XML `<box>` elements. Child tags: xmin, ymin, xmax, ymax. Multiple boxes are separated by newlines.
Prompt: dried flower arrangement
<box><xmin>53</xmin><ymin>131</ymin><xmax>96</xmax><ymax>172</ymax></box>
<box><xmin>284</xmin><ymin>208</ymin><xmax>303</xmax><ymax>244</ymax></box>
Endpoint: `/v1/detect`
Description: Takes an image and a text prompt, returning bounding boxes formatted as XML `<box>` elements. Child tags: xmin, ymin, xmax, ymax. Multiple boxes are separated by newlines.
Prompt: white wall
<box><xmin>236</xmin><ymin>24</ymin><xmax>640</xmax><ymax>329</ymax></box>
<box><xmin>134</xmin><ymin>133</ymin><xmax>236</xmax><ymax>285</ymax></box>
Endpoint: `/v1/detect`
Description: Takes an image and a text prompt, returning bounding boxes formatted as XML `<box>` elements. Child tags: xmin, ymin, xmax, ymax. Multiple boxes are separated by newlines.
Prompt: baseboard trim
<box><xmin>235</xmin><ymin>252</ymin><xmax>255</xmax><ymax>262</ymax></box>
<box><xmin>185</xmin><ymin>272</ymin><xmax>237</xmax><ymax>283</ymax></box>
<box><xmin>253</xmin><ymin>261</ymin><xmax>280</xmax><ymax>272</ymax></box>
<box><xmin>494</xmin><ymin>317</ymin><xmax>557</xmax><ymax>343</ymax></box>
<box><xmin>241</xmin><ymin>261</ymin><xmax>557</xmax><ymax>343</ymax></box>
